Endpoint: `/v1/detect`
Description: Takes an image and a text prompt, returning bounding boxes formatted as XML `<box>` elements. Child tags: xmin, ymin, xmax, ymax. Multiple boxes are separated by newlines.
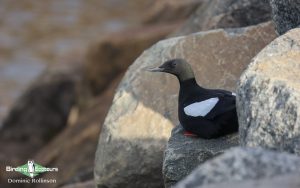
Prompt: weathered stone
<box><xmin>237</xmin><ymin>28</ymin><xmax>300</xmax><ymax>154</ymax></box>
<box><xmin>173</xmin><ymin>0</ymin><xmax>272</xmax><ymax>36</ymax></box>
<box><xmin>60</xmin><ymin>180</ymin><xmax>95</xmax><ymax>188</ymax></box>
<box><xmin>84</xmin><ymin>23</ymin><xmax>179</xmax><ymax>95</ymax></box>
<box><xmin>94</xmin><ymin>22</ymin><xmax>276</xmax><ymax>188</ymax></box>
<box><xmin>175</xmin><ymin>147</ymin><xmax>300</xmax><ymax>188</ymax></box>
<box><xmin>0</xmin><ymin>65</ymin><xmax>79</xmax><ymax>169</ymax></box>
<box><xmin>0</xmin><ymin>66</ymin><xmax>80</xmax><ymax>188</ymax></box>
<box><xmin>178</xmin><ymin>173</ymin><xmax>300</xmax><ymax>188</ymax></box>
<box><xmin>30</xmin><ymin>76</ymin><xmax>122</xmax><ymax>188</ymax></box>
<box><xmin>163</xmin><ymin>126</ymin><xmax>238</xmax><ymax>188</ymax></box>
<box><xmin>142</xmin><ymin>0</ymin><xmax>206</xmax><ymax>24</ymax></box>
<box><xmin>270</xmin><ymin>0</ymin><xmax>300</xmax><ymax>35</ymax></box>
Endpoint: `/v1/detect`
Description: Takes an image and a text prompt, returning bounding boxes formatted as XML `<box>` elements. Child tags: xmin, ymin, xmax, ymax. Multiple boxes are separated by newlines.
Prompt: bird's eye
<box><xmin>171</xmin><ymin>62</ymin><xmax>176</xmax><ymax>67</ymax></box>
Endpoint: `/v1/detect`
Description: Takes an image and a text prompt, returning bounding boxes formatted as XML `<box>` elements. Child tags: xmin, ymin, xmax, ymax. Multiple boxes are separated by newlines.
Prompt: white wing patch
<box><xmin>184</xmin><ymin>97</ymin><xmax>219</xmax><ymax>117</ymax></box>
<box><xmin>232</xmin><ymin>92</ymin><xmax>236</xmax><ymax>96</ymax></box>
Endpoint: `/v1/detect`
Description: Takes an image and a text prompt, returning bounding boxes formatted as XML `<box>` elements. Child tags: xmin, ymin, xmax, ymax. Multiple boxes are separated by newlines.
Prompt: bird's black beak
<box><xmin>144</xmin><ymin>66</ymin><xmax>164</xmax><ymax>72</ymax></box>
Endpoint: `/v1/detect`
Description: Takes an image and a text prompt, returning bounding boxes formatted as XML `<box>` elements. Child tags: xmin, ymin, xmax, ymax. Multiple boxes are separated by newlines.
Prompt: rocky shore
<box><xmin>0</xmin><ymin>0</ymin><xmax>300</xmax><ymax>188</ymax></box>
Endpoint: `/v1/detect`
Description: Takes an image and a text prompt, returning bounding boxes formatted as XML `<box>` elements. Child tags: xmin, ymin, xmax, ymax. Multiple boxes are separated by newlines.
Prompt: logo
<box><xmin>6</xmin><ymin>160</ymin><xmax>58</xmax><ymax>184</ymax></box>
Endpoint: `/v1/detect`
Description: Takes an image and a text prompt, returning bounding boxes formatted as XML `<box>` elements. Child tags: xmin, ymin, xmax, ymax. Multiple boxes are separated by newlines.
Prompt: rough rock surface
<box><xmin>84</xmin><ymin>23</ymin><xmax>179</xmax><ymax>95</ymax></box>
<box><xmin>94</xmin><ymin>22</ymin><xmax>276</xmax><ymax>188</ymax></box>
<box><xmin>175</xmin><ymin>147</ymin><xmax>300</xmax><ymax>188</ymax></box>
<box><xmin>60</xmin><ymin>180</ymin><xmax>95</xmax><ymax>188</ymax></box>
<box><xmin>270</xmin><ymin>0</ymin><xmax>300</xmax><ymax>35</ymax></box>
<box><xmin>237</xmin><ymin>28</ymin><xmax>300</xmax><ymax>154</ymax></box>
<box><xmin>173</xmin><ymin>0</ymin><xmax>272</xmax><ymax>36</ymax></box>
<box><xmin>163</xmin><ymin>126</ymin><xmax>238</xmax><ymax>188</ymax></box>
<box><xmin>186</xmin><ymin>174</ymin><xmax>300</xmax><ymax>188</ymax></box>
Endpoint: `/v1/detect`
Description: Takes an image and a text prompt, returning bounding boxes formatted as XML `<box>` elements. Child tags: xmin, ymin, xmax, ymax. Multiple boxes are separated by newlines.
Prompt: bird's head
<box><xmin>146</xmin><ymin>59</ymin><xmax>194</xmax><ymax>81</ymax></box>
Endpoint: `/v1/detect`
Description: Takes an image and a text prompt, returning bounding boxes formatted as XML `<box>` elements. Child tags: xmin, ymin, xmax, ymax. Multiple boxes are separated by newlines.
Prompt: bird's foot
<box><xmin>183</xmin><ymin>131</ymin><xmax>198</xmax><ymax>137</ymax></box>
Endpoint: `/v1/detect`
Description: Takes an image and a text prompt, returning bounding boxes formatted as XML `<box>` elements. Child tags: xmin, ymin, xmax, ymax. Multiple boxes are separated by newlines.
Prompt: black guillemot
<box><xmin>146</xmin><ymin>59</ymin><xmax>238</xmax><ymax>139</ymax></box>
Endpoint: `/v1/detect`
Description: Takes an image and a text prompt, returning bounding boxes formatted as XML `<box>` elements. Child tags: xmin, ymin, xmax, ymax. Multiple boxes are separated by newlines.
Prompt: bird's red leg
<box><xmin>183</xmin><ymin>131</ymin><xmax>198</xmax><ymax>137</ymax></box>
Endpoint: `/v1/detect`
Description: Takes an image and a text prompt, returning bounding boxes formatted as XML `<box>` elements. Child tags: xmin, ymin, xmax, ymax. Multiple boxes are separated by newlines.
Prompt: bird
<box><xmin>146</xmin><ymin>59</ymin><xmax>238</xmax><ymax>139</ymax></box>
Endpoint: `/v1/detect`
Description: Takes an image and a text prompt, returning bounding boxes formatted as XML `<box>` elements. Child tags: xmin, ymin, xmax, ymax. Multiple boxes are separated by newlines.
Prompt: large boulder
<box><xmin>0</xmin><ymin>65</ymin><xmax>79</xmax><ymax>170</ymax></box>
<box><xmin>173</xmin><ymin>0</ymin><xmax>272</xmax><ymax>36</ymax></box>
<box><xmin>163</xmin><ymin>126</ymin><xmax>238</xmax><ymax>188</ymax></box>
<box><xmin>237</xmin><ymin>28</ymin><xmax>300</xmax><ymax>154</ymax></box>
<box><xmin>29</xmin><ymin>76</ymin><xmax>122</xmax><ymax>188</ymax></box>
<box><xmin>175</xmin><ymin>147</ymin><xmax>300</xmax><ymax>188</ymax></box>
<box><xmin>94</xmin><ymin>22</ymin><xmax>277</xmax><ymax>188</ymax></box>
<box><xmin>60</xmin><ymin>180</ymin><xmax>95</xmax><ymax>188</ymax></box>
<box><xmin>179</xmin><ymin>173</ymin><xmax>300</xmax><ymax>188</ymax></box>
<box><xmin>84</xmin><ymin>23</ymin><xmax>179</xmax><ymax>95</ymax></box>
<box><xmin>270</xmin><ymin>0</ymin><xmax>300</xmax><ymax>35</ymax></box>
<box><xmin>0</xmin><ymin>65</ymin><xmax>83</xmax><ymax>188</ymax></box>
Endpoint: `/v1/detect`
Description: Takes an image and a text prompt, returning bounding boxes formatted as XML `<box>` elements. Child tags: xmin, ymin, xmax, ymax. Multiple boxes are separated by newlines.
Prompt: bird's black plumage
<box><xmin>147</xmin><ymin>59</ymin><xmax>238</xmax><ymax>139</ymax></box>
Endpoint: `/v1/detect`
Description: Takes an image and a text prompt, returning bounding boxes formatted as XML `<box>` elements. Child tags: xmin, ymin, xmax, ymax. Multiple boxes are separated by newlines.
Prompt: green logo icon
<box><xmin>6</xmin><ymin>160</ymin><xmax>58</xmax><ymax>178</ymax></box>
<box><xmin>17</xmin><ymin>160</ymin><xmax>45</xmax><ymax>178</ymax></box>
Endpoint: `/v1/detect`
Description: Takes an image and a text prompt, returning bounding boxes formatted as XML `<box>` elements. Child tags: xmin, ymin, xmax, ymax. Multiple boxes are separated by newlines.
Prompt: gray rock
<box><xmin>0</xmin><ymin>66</ymin><xmax>79</xmax><ymax>151</ymax></box>
<box><xmin>180</xmin><ymin>173</ymin><xmax>300</xmax><ymax>188</ymax></box>
<box><xmin>0</xmin><ymin>65</ymin><xmax>80</xmax><ymax>182</ymax></box>
<box><xmin>173</xmin><ymin>0</ymin><xmax>272</xmax><ymax>36</ymax></box>
<box><xmin>60</xmin><ymin>180</ymin><xmax>95</xmax><ymax>188</ymax></box>
<box><xmin>175</xmin><ymin>147</ymin><xmax>300</xmax><ymax>188</ymax></box>
<box><xmin>163</xmin><ymin>126</ymin><xmax>238</xmax><ymax>188</ymax></box>
<box><xmin>237</xmin><ymin>28</ymin><xmax>300</xmax><ymax>154</ymax></box>
<box><xmin>94</xmin><ymin>22</ymin><xmax>276</xmax><ymax>188</ymax></box>
<box><xmin>270</xmin><ymin>0</ymin><xmax>300</xmax><ymax>35</ymax></box>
